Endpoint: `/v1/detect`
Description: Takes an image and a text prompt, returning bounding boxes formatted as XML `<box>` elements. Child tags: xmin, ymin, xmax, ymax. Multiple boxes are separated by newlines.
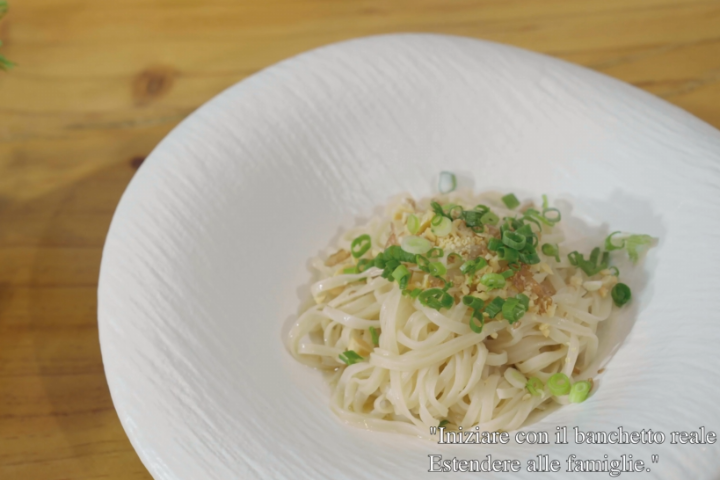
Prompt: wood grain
<box><xmin>0</xmin><ymin>1</ymin><xmax>718</xmax><ymax>478</ymax></box>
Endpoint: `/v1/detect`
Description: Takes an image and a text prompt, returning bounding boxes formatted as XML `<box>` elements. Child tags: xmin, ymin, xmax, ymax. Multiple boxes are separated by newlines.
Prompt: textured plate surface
<box><xmin>98</xmin><ymin>34</ymin><xmax>720</xmax><ymax>479</ymax></box>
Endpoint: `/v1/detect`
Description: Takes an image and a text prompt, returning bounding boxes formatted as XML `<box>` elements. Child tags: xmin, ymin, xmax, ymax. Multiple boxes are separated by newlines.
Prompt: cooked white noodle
<box><xmin>286</xmin><ymin>190</ymin><xmax>626</xmax><ymax>437</ymax></box>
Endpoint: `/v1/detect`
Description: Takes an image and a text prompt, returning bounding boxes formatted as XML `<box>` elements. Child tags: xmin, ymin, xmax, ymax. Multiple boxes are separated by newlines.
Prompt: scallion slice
<box><xmin>438</xmin><ymin>171</ymin><xmax>457</xmax><ymax>194</ymax></box>
<box><xmin>480</xmin><ymin>273</ymin><xmax>505</xmax><ymax>289</ymax></box>
<box><xmin>542</xmin><ymin>207</ymin><xmax>561</xmax><ymax>224</ymax></box>
<box><xmin>516</xmin><ymin>293</ymin><xmax>530</xmax><ymax>309</ymax></box>
<box><xmin>501</xmin><ymin>193</ymin><xmax>520</xmax><ymax>209</ymax></box>
<box><xmin>480</xmin><ymin>211</ymin><xmax>499</xmax><ymax>225</ymax></box>
<box><xmin>541</xmin><ymin>243</ymin><xmax>561</xmax><ymax>262</ymax></box>
<box><xmin>526</xmin><ymin>377</ymin><xmax>544</xmax><ymax>396</ymax></box>
<box><xmin>569</xmin><ymin>380</ymin><xmax>592</xmax><ymax>403</ymax></box>
<box><xmin>519</xmin><ymin>247</ymin><xmax>540</xmax><ymax>265</ymax></box>
<box><xmin>502</xmin><ymin>231</ymin><xmax>527</xmax><ymax>250</ymax></box>
<box><xmin>418</xmin><ymin>288</ymin><xmax>453</xmax><ymax>311</ymax></box>
<box><xmin>502</xmin><ymin>297</ymin><xmax>526</xmax><ymax>324</ymax></box>
<box><xmin>392</xmin><ymin>264</ymin><xmax>410</xmax><ymax>282</ymax></box>
<box><xmin>400</xmin><ymin>235</ymin><xmax>433</xmax><ymax>255</ymax></box>
<box><xmin>428</xmin><ymin>261</ymin><xmax>446</xmax><ymax>277</ymax></box>
<box><xmin>460</xmin><ymin>257</ymin><xmax>487</xmax><ymax>276</ymax></box>
<box><xmin>357</xmin><ymin>258</ymin><xmax>374</xmax><ymax>273</ymax></box>
<box><xmin>407</xmin><ymin>214</ymin><xmax>420</xmax><ymax>235</ymax></box>
<box><xmin>431</xmin><ymin>216</ymin><xmax>452</xmax><ymax>237</ymax></box>
<box><xmin>488</xmin><ymin>237</ymin><xmax>503</xmax><ymax>251</ymax></box>
<box><xmin>484</xmin><ymin>297</ymin><xmax>505</xmax><ymax>318</ymax></box>
<box><xmin>547</xmin><ymin>372</ymin><xmax>571</xmax><ymax>396</ymax></box>
<box><xmin>462</xmin><ymin>295</ymin><xmax>484</xmax><ymax>310</ymax></box>
<box><xmin>611</xmin><ymin>283</ymin><xmax>631</xmax><ymax>307</ymax></box>
<box><xmin>339</xmin><ymin>350</ymin><xmax>364</xmax><ymax>365</ymax></box>
<box><xmin>497</xmin><ymin>246</ymin><xmax>519</xmax><ymax>263</ymax></box>
<box><xmin>469</xmin><ymin>309</ymin><xmax>485</xmax><ymax>333</ymax></box>
<box><xmin>605</xmin><ymin>231</ymin><xmax>624</xmax><ymax>251</ymax></box>
<box><xmin>350</xmin><ymin>234</ymin><xmax>371</xmax><ymax>258</ymax></box>
<box><xmin>369</xmin><ymin>326</ymin><xmax>379</xmax><ymax>347</ymax></box>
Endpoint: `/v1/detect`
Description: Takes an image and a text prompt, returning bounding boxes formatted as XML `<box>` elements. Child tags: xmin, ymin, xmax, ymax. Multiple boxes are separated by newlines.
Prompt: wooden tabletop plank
<box><xmin>1</xmin><ymin>1</ymin><xmax>719</xmax><ymax>479</ymax></box>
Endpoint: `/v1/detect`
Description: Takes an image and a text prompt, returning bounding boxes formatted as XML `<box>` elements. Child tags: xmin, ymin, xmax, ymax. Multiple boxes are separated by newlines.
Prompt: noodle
<box><xmin>285</xmin><ymin>189</ymin><xmax>646</xmax><ymax>437</ymax></box>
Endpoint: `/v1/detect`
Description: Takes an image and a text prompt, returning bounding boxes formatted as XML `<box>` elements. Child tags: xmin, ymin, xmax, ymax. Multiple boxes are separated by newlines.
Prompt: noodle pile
<box><xmin>286</xmin><ymin>190</ymin><xmax>626</xmax><ymax>437</ymax></box>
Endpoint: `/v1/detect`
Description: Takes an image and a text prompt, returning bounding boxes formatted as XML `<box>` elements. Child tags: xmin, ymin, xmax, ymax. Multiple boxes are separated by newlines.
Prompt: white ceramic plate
<box><xmin>99</xmin><ymin>34</ymin><xmax>720</xmax><ymax>479</ymax></box>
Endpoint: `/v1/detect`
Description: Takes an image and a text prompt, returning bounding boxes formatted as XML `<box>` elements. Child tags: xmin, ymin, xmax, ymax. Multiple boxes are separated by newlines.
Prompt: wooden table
<box><xmin>1</xmin><ymin>1</ymin><xmax>718</xmax><ymax>478</ymax></box>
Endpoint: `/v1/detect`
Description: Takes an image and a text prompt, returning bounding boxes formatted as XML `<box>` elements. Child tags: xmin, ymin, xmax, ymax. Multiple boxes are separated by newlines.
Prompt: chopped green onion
<box><xmin>547</xmin><ymin>372</ymin><xmax>571</xmax><ymax>396</ymax></box>
<box><xmin>427</xmin><ymin>247</ymin><xmax>444</xmax><ymax>259</ymax></box>
<box><xmin>462</xmin><ymin>295</ymin><xmax>485</xmax><ymax>310</ymax></box>
<box><xmin>569</xmin><ymin>380</ymin><xmax>592</xmax><ymax>403</ymax></box>
<box><xmin>605</xmin><ymin>231</ymin><xmax>624</xmax><ymax>251</ymax></box>
<box><xmin>541</xmin><ymin>243</ymin><xmax>561</xmax><ymax>262</ymax></box>
<box><xmin>526</xmin><ymin>377</ymin><xmax>544</xmax><ymax>396</ymax></box>
<box><xmin>369</xmin><ymin>326</ymin><xmax>379</xmax><ymax>347</ymax></box>
<box><xmin>445</xmin><ymin>205</ymin><xmax>464</xmax><ymax>220</ymax></box>
<box><xmin>497</xmin><ymin>246</ymin><xmax>519</xmax><ymax>263</ymax></box>
<box><xmin>501</xmin><ymin>269</ymin><xmax>515</xmax><ymax>279</ymax></box>
<box><xmin>401</xmin><ymin>235</ymin><xmax>433</xmax><ymax>255</ymax></box>
<box><xmin>609</xmin><ymin>266</ymin><xmax>619</xmax><ymax>276</ymax></box>
<box><xmin>409</xmin><ymin>288</ymin><xmax>423</xmax><ymax>298</ymax></box>
<box><xmin>438</xmin><ymin>419</ymin><xmax>450</xmax><ymax>428</ymax></box>
<box><xmin>519</xmin><ymin>247</ymin><xmax>540</xmax><ymax>265</ymax></box>
<box><xmin>351</xmin><ymin>234</ymin><xmax>371</xmax><ymax>258</ymax></box>
<box><xmin>418</xmin><ymin>288</ymin><xmax>453</xmax><ymax>310</ymax></box>
<box><xmin>343</xmin><ymin>266</ymin><xmax>358</xmax><ymax>274</ymax></box>
<box><xmin>568</xmin><ymin>251</ymin><xmax>581</xmax><ymax>266</ymax></box>
<box><xmin>625</xmin><ymin>234</ymin><xmax>654</xmax><ymax>263</ymax></box>
<box><xmin>484</xmin><ymin>297</ymin><xmax>505</xmax><ymax>318</ymax></box>
<box><xmin>460</xmin><ymin>257</ymin><xmax>487</xmax><ymax>276</ymax></box>
<box><xmin>431</xmin><ymin>201</ymin><xmax>446</xmax><ymax>218</ymax></box>
<box><xmin>339</xmin><ymin>350</ymin><xmax>364</xmax><ymax>365</ymax></box>
<box><xmin>480</xmin><ymin>211</ymin><xmax>499</xmax><ymax>225</ymax></box>
<box><xmin>516</xmin><ymin>293</ymin><xmax>530</xmax><ymax>309</ymax></box>
<box><xmin>357</xmin><ymin>258</ymin><xmax>374</xmax><ymax>273</ymax></box>
<box><xmin>568</xmin><ymin>247</ymin><xmax>609</xmax><ymax>276</ymax></box>
<box><xmin>380</xmin><ymin>259</ymin><xmax>399</xmax><ymax>280</ymax></box>
<box><xmin>428</xmin><ymin>261</ymin><xmax>446</xmax><ymax>277</ymax></box>
<box><xmin>469</xmin><ymin>309</ymin><xmax>485</xmax><ymax>333</ymax></box>
<box><xmin>488</xmin><ymin>237</ymin><xmax>503</xmax><ymax>251</ymax></box>
<box><xmin>480</xmin><ymin>273</ymin><xmax>506</xmax><ymax>289</ymax></box>
<box><xmin>384</xmin><ymin>245</ymin><xmax>417</xmax><ymax>263</ymax></box>
<box><xmin>542</xmin><ymin>208</ymin><xmax>561</xmax><ymax>224</ymax></box>
<box><xmin>502</xmin><ymin>231</ymin><xmax>527</xmax><ymax>250</ymax></box>
<box><xmin>392</xmin><ymin>264</ymin><xmax>410</xmax><ymax>282</ymax></box>
<box><xmin>474</xmin><ymin>204</ymin><xmax>490</xmax><ymax>214</ymax></box>
<box><xmin>542</xmin><ymin>194</ymin><xmax>549</xmax><ymax>210</ymax></box>
<box><xmin>461</xmin><ymin>209</ymin><xmax>484</xmax><ymax>229</ymax></box>
<box><xmin>416</xmin><ymin>255</ymin><xmax>430</xmax><ymax>272</ymax></box>
<box><xmin>515</xmin><ymin>223</ymin><xmax>533</xmax><ymax>237</ymax></box>
<box><xmin>438</xmin><ymin>171</ymin><xmax>457</xmax><ymax>194</ymax></box>
<box><xmin>611</xmin><ymin>283</ymin><xmax>631</xmax><ymax>307</ymax></box>
<box><xmin>407</xmin><ymin>214</ymin><xmax>420</xmax><ymax>235</ymax></box>
<box><xmin>605</xmin><ymin>232</ymin><xmax>655</xmax><ymax>262</ymax></box>
<box><xmin>447</xmin><ymin>253</ymin><xmax>463</xmax><ymax>265</ymax></box>
<box><xmin>501</xmin><ymin>193</ymin><xmax>520</xmax><ymax>210</ymax></box>
<box><xmin>373</xmin><ymin>252</ymin><xmax>386</xmax><ymax>269</ymax></box>
<box><xmin>502</xmin><ymin>297</ymin><xmax>526</xmax><ymax>324</ymax></box>
<box><xmin>431</xmin><ymin>216</ymin><xmax>452</xmax><ymax>237</ymax></box>
<box><xmin>523</xmin><ymin>208</ymin><xmax>559</xmax><ymax>227</ymax></box>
